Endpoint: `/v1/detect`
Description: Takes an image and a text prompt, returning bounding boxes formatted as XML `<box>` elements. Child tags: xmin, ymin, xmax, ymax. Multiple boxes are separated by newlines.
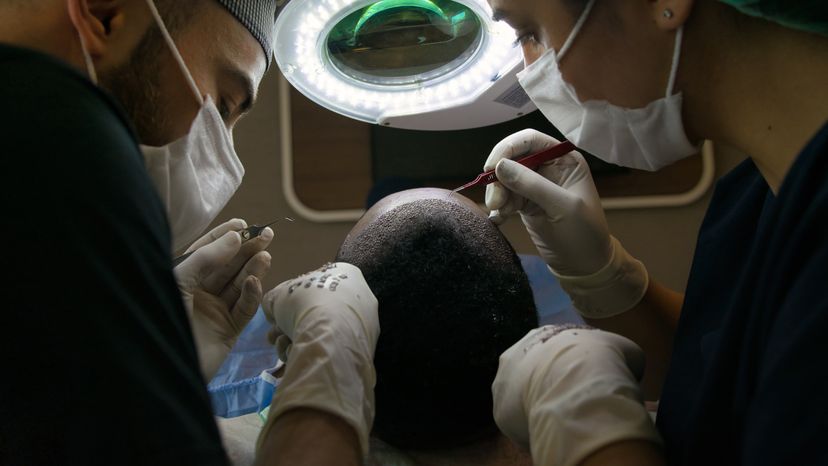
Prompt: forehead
<box><xmin>351</xmin><ymin>188</ymin><xmax>486</xmax><ymax>235</ymax></box>
<box><xmin>489</xmin><ymin>0</ymin><xmax>570</xmax><ymax>21</ymax></box>
<box><xmin>489</xmin><ymin>0</ymin><xmax>531</xmax><ymax>17</ymax></box>
<box><xmin>488</xmin><ymin>0</ymin><xmax>506</xmax><ymax>14</ymax></box>
<box><xmin>180</xmin><ymin>1</ymin><xmax>268</xmax><ymax>88</ymax></box>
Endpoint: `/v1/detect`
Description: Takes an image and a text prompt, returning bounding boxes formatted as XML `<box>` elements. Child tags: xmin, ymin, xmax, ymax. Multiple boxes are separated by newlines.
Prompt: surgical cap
<box><xmin>719</xmin><ymin>0</ymin><xmax>828</xmax><ymax>35</ymax></box>
<box><xmin>215</xmin><ymin>0</ymin><xmax>278</xmax><ymax>67</ymax></box>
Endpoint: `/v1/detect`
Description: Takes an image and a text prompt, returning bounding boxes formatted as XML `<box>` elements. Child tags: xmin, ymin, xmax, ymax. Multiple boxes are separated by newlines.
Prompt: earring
<box><xmin>663</xmin><ymin>9</ymin><xmax>674</xmax><ymax>19</ymax></box>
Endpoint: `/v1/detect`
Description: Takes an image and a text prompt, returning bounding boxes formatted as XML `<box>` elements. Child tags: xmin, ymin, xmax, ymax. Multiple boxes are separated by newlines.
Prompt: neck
<box><xmin>0</xmin><ymin>2</ymin><xmax>87</xmax><ymax>77</ymax></box>
<box><xmin>680</xmin><ymin>0</ymin><xmax>828</xmax><ymax>193</ymax></box>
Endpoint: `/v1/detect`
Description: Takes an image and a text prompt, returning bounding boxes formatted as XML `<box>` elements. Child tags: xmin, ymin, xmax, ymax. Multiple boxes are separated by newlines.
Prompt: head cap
<box><xmin>215</xmin><ymin>0</ymin><xmax>278</xmax><ymax>67</ymax></box>
<box><xmin>719</xmin><ymin>0</ymin><xmax>828</xmax><ymax>35</ymax></box>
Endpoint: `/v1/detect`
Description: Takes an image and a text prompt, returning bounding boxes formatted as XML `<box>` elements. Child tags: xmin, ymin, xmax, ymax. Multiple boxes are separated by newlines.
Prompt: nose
<box><xmin>522</xmin><ymin>40</ymin><xmax>546</xmax><ymax>67</ymax></box>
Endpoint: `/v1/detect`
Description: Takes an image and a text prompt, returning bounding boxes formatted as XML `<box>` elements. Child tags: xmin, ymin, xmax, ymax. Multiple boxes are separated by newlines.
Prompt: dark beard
<box><xmin>99</xmin><ymin>27</ymin><xmax>167</xmax><ymax>146</ymax></box>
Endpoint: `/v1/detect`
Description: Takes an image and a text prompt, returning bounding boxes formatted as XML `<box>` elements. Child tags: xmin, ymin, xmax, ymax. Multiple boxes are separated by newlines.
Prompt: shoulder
<box><xmin>0</xmin><ymin>44</ymin><xmax>139</xmax><ymax>169</ymax></box>
<box><xmin>748</xmin><ymin>121</ymin><xmax>828</xmax><ymax>422</ymax></box>
<box><xmin>779</xmin><ymin>122</ymin><xmax>828</xmax><ymax>202</ymax></box>
<box><xmin>760</xmin><ymin>122</ymin><xmax>828</xmax><ymax>329</ymax></box>
<box><xmin>0</xmin><ymin>44</ymin><xmax>170</xmax><ymax>258</ymax></box>
<box><xmin>771</xmin><ymin>123</ymin><xmax>828</xmax><ymax>258</ymax></box>
<box><xmin>0</xmin><ymin>44</ymin><xmax>163</xmax><ymax>216</ymax></box>
<box><xmin>744</xmin><ymin>238</ymin><xmax>828</xmax><ymax>464</ymax></box>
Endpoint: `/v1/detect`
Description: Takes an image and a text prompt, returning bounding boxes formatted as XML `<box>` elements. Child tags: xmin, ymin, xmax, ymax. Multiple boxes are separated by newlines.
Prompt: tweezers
<box><xmin>172</xmin><ymin>218</ymin><xmax>293</xmax><ymax>267</ymax></box>
<box><xmin>452</xmin><ymin>140</ymin><xmax>577</xmax><ymax>193</ymax></box>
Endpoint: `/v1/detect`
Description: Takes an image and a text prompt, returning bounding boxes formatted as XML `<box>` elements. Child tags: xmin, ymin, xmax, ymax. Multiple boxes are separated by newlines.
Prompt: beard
<box><xmin>99</xmin><ymin>27</ymin><xmax>169</xmax><ymax>146</ymax></box>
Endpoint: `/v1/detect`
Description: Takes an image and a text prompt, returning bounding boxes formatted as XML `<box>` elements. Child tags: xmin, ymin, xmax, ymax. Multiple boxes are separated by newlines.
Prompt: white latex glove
<box><xmin>493</xmin><ymin>325</ymin><xmax>661</xmax><ymax>466</ymax></box>
<box><xmin>259</xmin><ymin>262</ymin><xmax>379</xmax><ymax>456</ymax></box>
<box><xmin>485</xmin><ymin>129</ymin><xmax>648</xmax><ymax>318</ymax></box>
<box><xmin>174</xmin><ymin>219</ymin><xmax>273</xmax><ymax>380</ymax></box>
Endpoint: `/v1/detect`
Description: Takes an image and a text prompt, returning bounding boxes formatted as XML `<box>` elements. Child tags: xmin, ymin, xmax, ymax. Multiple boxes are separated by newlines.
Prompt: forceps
<box><xmin>452</xmin><ymin>141</ymin><xmax>577</xmax><ymax>193</ymax></box>
<box><xmin>172</xmin><ymin>218</ymin><xmax>294</xmax><ymax>267</ymax></box>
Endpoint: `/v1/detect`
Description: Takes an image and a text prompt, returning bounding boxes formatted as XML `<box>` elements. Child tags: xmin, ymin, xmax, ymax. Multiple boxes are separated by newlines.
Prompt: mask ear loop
<box><xmin>557</xmin><ymin>0</ymin><xmax>596</xmax><ymax>62</ymax></box>
<box><xmin>144</xmin><ymin>0</ymin><xmax>205</xmax><ymax>106</ymax></box>
<box><xmin>78</xmin><ymin>33</ymin><xmax>99</xmax><ymax>85</ymax></box>
<box><xmin>665</xmin><ymin>26</ymin><xmax>684</xmax><ymax>97</ymax></box>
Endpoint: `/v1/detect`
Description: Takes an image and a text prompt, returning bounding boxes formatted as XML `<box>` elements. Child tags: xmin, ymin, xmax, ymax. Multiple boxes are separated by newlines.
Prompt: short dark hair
<box><xmin>155</xmin><ymin>0</ymin><xmax>201</xmax><ymax>34</ymax></box>
<box><xmin>336</xmin><ymin>198</ymin><xmax>538</xmax><ymax>450</ymax></box>
<box><xmin>97</xmin><ymin>0</ymin><xmax>201</xmax><ymax>145</ymax></box>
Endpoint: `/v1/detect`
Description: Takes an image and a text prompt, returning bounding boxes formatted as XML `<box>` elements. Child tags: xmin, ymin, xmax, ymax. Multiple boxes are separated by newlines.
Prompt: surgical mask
<box><xmin>141</xmin><ymin>98</ymin><xmax>244</xmax><ymax>251</ymax></box>
<box><xmin>517</xmin><ymin>0</ymin><xmax>699</xmax><ymax>171</ymax></box>
<box><xmin>78</xmin><ymin>0</ymin><xmax>244</xmax><ymax>251</ymax></box>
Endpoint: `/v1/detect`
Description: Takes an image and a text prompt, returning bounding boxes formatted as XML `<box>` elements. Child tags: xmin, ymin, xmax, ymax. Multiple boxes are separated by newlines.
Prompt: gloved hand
<box><xmin>485</xmin><ymin>129</ymin><xmax>648</xmax><ymax>318</ymax></box>
<box><xmin>259</xmin><ymin>262</ymin><xmax>379</xmax><ymax>456</ymax></box>
<box><xmin>492</xmin><ymin>325</ymin><xmax>661</xmax><ymax>466</ymax></box>
<box><xmin>174</xmin><ymin>219</ymin><xmax>273</xmax><ymax>380</ymax></box>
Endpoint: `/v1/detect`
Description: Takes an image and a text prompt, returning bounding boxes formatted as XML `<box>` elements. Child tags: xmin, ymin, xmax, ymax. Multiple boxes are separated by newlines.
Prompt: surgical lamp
<box><xmin>274</xmin><ymin>0</ymin><xmax>534</xmax><ymax>130</ymax></box>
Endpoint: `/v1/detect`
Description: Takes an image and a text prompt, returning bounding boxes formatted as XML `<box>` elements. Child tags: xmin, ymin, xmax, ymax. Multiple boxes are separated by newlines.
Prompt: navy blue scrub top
<box><xmin>657</xmin><ymin>122</ymin><xmax>828</xmax><ymax>465</ymax></box>
<box><xmin>0</xmin><ymin>44</ymin><xmax>229</xmax><ymax>465</ymax></box>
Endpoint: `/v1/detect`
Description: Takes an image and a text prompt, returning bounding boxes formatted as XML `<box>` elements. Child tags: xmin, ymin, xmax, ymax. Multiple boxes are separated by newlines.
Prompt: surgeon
<box><xmin>252</xmin><ymin>0</ymin><xmax>828</xmax><ymax>464</ymax></box>
<box><xmin>0</xmin><ymin>0</ymin><xmax>281</xmax><ymax>463</ymax></box>
<box><xmin>478</xmin><ymin>0</ymin><xmax>828</xmax><ymax>465</ymax></box>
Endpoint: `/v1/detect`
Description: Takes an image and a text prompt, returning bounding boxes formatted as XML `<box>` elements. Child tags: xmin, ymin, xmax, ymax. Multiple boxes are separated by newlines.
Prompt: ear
<box><xmin>66</xmin><ymin>0</ymin><xmax>127</xmax><ymax>57</ymax></box>
<box><xmin>650</xmin><ymin>0</ymin><xmax>694</xmax><ymax>31</ymax></box>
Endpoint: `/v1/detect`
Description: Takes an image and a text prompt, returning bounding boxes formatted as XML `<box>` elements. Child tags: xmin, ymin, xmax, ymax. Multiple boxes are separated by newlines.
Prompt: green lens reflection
<box><xmin>326</xmin><ymin>0</ymin><xmax>482</xmax><ymax>85</ymax></box>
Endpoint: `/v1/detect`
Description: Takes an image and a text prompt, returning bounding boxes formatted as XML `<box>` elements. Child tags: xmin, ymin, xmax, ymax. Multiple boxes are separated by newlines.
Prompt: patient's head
<box><xmin>336</xmin><ymin>188</ymin><xmax>538</xmax><ymax>450</ymax></box>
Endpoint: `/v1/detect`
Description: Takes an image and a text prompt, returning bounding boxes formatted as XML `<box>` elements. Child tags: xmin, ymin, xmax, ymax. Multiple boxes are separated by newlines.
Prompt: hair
<box><xmin>0</xmin><ymin>0</ymin><xmax>198</xmax><ymax>25</ymax></box>
<box><xmin>97</xmin><ymin>0</ymin><xmax>200</xmax><ymax>145</ymax></box>
<box><xmin>335</xmin><ymin>198</ymin><xmax>538</xmax><ymax>450</ymax></box>
<box><xmin>154</xmin><ymin>0</ymin><xmax>201</xmax><ymax>34</ymax></box>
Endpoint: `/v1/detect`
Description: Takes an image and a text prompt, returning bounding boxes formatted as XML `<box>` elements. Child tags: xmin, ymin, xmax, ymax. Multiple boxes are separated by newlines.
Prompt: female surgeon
<box><xmin>483</xmin><ymin>0</ymin><xmax>828</xmax><ymax>465</ymax></box>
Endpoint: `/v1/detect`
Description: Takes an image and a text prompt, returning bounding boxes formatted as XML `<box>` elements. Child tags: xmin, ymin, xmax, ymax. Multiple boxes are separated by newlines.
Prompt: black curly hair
<box><xmin>336</xmin><ymin>198</ymin><xmax>538</xmax><ymax>450</ymax></box>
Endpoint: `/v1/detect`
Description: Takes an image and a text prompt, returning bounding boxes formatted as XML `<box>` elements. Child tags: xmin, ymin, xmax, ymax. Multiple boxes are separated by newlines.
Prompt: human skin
<box><xmin>346</xmin><ymin>187</ymin><xmax>488</xmax><ymax>239</ymax></box>
<box><xmin>483</xmin><ymin>0</ymin><xmax>828</xmax><ymax>464</ymax></box>
<box><xmin>123</xmin><ymin>0</ymin><xmax>267</xmax><ymax>146</ymax></box>
<box><xmin>0</xmin><ymin>0</ymin><xmax>266</xmax><ymax>147</ymax></box>
<box><xmin>342</xmin><ymin>187</ymin><xmax>534</xmax><ymax>466</ymax></box>
<box><xmin>489</xmin><ymin>0</ymin><xmax>828</xmax><ymax>192</ymax></box>
<box><xmin>488</xmin><ymin>0</ymin><xmax>828</xmax><ymax>400</ymax></box>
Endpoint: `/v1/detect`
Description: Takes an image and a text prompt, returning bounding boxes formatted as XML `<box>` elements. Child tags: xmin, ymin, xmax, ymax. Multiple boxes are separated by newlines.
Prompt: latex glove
<box><xmin>485</xmin><ymin>129</ymin><xmax>648</xmax><ymax>318</ymax></box>
<box><xmin>259</xmin><ymin>262</ymin><xmax>379</xmax><ymax>456</ymax></box>
<box><xmin>492</xmin><ymin>325</ymin><xmax>661</xmax><ymax>466</ymax></box>
<box><xmin>174</xmin><ymin>219</ymin><xmax>273</xmax><ymax>380</ymax></box>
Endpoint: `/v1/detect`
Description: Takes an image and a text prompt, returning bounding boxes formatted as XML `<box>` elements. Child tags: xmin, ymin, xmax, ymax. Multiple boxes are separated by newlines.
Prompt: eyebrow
<box><xmin>222</xmin><ymin>64</ymin><xmax>257</xmax><ymax>116</ymax></box>
<box><xmin>491</xmin><ymin>9</ymin><xmax>508</xmax><ymax>22</ymax></box>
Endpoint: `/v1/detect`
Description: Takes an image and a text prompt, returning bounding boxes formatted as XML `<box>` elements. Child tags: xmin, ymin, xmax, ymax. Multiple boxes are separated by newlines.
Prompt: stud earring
<box><xmin>663</xmin><ymin>9</ymin><xmax>674</xmax><ymax>19</ymax></box>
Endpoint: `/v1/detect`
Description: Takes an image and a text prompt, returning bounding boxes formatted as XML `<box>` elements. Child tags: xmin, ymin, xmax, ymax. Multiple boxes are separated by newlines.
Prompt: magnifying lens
<box><xmin>274</xmin><ymin>0</ymin><xmax>535</xmax><ymax>130</ymax></box>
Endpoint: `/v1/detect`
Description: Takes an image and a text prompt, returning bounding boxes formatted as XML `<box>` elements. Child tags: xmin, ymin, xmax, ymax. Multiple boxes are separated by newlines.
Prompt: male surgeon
<box><xmin>0</xmin><ymin>0</ymin><xmax>279</xmax><ymax>463</ymax></box>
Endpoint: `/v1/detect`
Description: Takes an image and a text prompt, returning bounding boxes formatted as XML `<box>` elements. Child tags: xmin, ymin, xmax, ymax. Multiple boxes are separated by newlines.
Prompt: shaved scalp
<box><xmin>336</xmin><ymin>198</ymin><xmax>538</xmax><ymax>450</ymax></box>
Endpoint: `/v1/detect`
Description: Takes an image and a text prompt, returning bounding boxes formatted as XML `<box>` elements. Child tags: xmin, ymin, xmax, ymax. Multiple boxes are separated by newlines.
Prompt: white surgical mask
<box><xmin>140</xmin><ymin>97</ymin><xmax>244</xmax><ymax>251</ymax></box>
<box><xmin>517</xmin><ymin>0</ymin><xmax>699</xmax><ymax>171</ymax></box>
<box><xmin>79</xmin><ymin>0</ymin><xmax>244</xmax><ymax>251</ymax></box>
